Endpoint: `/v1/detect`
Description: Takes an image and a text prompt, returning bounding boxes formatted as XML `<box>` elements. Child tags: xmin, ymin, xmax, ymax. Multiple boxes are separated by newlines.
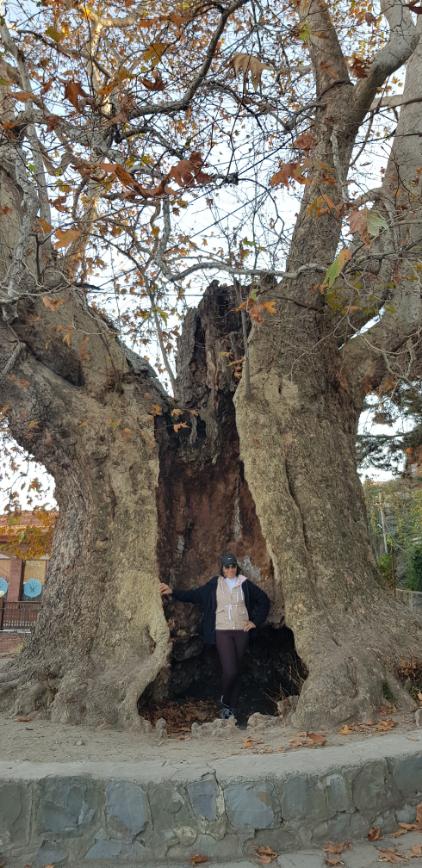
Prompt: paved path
<box><xmin>150</xmin><ymin>829</ymin><xmax>422</xmax><ymax>866</ymax></box>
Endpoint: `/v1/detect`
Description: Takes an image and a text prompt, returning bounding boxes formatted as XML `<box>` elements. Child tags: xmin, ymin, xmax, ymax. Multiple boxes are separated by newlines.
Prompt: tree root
<box><xmin>290</xmin><ymin>607</ymin><xmax>422</xmax><ymax>730</ymax></box>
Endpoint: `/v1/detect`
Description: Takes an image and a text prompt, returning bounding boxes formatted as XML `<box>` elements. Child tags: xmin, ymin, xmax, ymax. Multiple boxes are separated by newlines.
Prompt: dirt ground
<box><xmin>0</xmin><ymin>654</ymin><xmax>420</xmax><ymax>765</ymax></box>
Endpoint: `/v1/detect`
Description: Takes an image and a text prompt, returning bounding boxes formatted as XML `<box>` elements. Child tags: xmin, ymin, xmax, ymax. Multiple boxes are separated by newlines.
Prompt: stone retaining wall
<box><xmin>1</xmin><ymin>731</ymin><xmax>421</xmax><ymax>866</ymax></box>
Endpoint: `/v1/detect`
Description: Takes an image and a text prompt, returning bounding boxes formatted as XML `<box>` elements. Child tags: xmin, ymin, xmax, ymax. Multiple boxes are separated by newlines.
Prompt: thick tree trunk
<box><xmin>0</xmin><ymin>336</ymin><xmax>170</xmax><ymax>727</ymax></box>
<box><xmin>235</xmin><ymin>312</ymin><xmax>421</xmax><ymax>727</ymax></box>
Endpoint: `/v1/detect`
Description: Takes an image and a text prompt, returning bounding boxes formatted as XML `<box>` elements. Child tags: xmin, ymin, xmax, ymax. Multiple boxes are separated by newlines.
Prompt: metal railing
<box><xmin>396</xmin><ymin>588</ymin><xmax>422</xmax><ymax>611</ymax></box>
<box><xmin>0</xmin><ymin>601</ymin><xmax>41</xmax><ymax>631</ymax></box>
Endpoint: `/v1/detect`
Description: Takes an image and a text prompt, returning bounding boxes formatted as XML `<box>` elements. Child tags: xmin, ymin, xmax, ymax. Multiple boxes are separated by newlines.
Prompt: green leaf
<box><xmin>367</xmin><ymin>210</ymin><xmax>388</xmax><ymax>238</ymax></box>
<box><xmin>45</xmin><ymin>26</ymin><xmax>64</xmax><ymax>42</ymax></box>
<box><xmin>323</xmin><ymin>248</ymin><xmax>351</xmax><ymax>289</ymax></box>
<box><xmin>298</xmin><ymin>21</ymin><xmax>311</xmax><ymax>42</ymax></box>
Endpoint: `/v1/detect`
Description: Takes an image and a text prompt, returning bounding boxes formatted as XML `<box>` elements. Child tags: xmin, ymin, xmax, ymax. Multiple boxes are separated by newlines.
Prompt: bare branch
<box><xmin>126</xmin><ymin>0</ymin><xmax>249</xmax><ymax>118</ymax></box>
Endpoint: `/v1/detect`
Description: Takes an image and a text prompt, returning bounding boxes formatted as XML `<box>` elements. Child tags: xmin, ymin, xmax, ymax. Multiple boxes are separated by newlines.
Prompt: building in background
<box><xmin>0</xmin><ymin>511</ymin><xmax>56</xmax><ymax>604</ymax></box>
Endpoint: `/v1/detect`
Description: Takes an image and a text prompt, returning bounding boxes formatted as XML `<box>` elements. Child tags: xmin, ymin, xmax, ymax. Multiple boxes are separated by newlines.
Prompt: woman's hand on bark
<box><xmin>243</xmin><ymin>620</ymin><xmax>256</xmax><ymax>631</ymax></box>
<box><xmin>159</xmin><ymin>582</ymin><xmax>172</xmax><ymax>596</ymax></box>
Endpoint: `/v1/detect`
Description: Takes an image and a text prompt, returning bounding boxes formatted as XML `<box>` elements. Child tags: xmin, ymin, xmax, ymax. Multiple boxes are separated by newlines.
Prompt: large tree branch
<box><xmin>353</xmin><ymin>0</ymin><xmax>419</xmax><ymax>119</ymax></box>
<box><xmin>299</xmin><ymin>0</ymin><xmax>350</xmax><ymax>96</ymax></box>
<box><xmin>340</xmin><ymin>306</ymin><xmax>422</xmax><ymax>398</ymax></box>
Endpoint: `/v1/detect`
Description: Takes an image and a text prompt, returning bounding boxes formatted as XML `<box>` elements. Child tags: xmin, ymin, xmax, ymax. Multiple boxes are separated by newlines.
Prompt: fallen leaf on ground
<box><xmin>416</xmin><ymin>803</ymin><xmax>422</xmax><ymax>828</ymax></box>
<box><xmin>338</xmin><ymin>719</ymin><xmax>396</xmax><ymax>736</ymax></box>
<box><xmin>392</xmin><ymin>829</ymin><xmax>408</xmax><ymax>838</ymax></box>
<box><xmin>324</xmin><ymin>857</ymin><xmax>344</xmax><ymax>866</ymax></box>
<box><xmin>375</xmin><ymin>719</ymin><xmax>396</xmax><ymax>732</ymax></box>
<box><xmin>15</xmin><ymin>715</ymin><xmax>33</xmax><ymax>722</ymax></box>
<box><xmin>191</xmin><ymin>855</ymin><xmax>208</xmax><ymax>865</ymax></box>
<box><xmin>324</xmin><ymin>841</ymin><xmax>351</xmax><ymax>854</ymax></box>
<box><xmin>409</xmin><ymin>844</ymin><xmax>422</xmax><ymax>857</ymax></box>
<box><xmin>368</xmin><ymin>826</ymin><xmax>383</xmax><ymax>841</ymax></box>
<box><xmin>242</xmin><ymin>737</ymin><xmax>256</xmax><ymax>749</ymax></box>
<box><xmin>289</xmin><ymin>731</ymin><xmax>326</xmax><ymax>748</ymax></box>
<box><xmin>255</xmin><ymin>845</ymin><xmax>278</xmax><ymax>863</ymax></box>
<box><xmin>377</xmin><ymin>847</ymin><xmax>407</xmax><ymax>863</ymax></box>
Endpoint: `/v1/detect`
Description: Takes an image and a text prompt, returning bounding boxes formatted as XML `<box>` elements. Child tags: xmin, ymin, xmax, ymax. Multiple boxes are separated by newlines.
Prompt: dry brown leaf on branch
<box><xmin>293</xmin><ymin>131</ymin><xmax>316</xmax><ymax>151</ymax></box>
<box><xmin>169</xmin><ymin>152</ymin><xmax>212</xmax><ymax>187</ymax></box>
<box><xmin>255</xmin><ymin>845</ymin><xmax>278</xmax><ymax>864</ymax></box>
<box><xmin>141</xmin><ymin>70</ymin><xmax>166</xmax><ymax>91</ymax></box>
<box><xmin>270</xmin><ymin>161</ymin><xmax>307</xmax><ymax>188</ymax></box>
<box><xmin>229</xmin><ymin>52</ymin><xmax>272</xmax><ymax>90</ymax></box>
<box><xmin>377</xmin><ymin>847</ymin><xmax>407</xmax><ymax>863</ymax></box>
<box><xmin>11</xmin><ymin>90</ymin><xmax>33</xmax><ymax>101</ymax></box>
<box><xmin>42</xmin><ymin>296</ymin><xmax>65</xmax><ymax>311</ymax></box>
<box><xmin>64</xmin><ymin>80</ymin><xmax>88</xmax><ymax>110</ymax></box>
<box><xmin>54</xmin><ymin>228</ymin><xmax>81</xmax><ymax>249</ymax></box>
<box><xmin>368</xmin><ymin>826</ymin><xmax>383</xmax><ymax>841</ymax></box>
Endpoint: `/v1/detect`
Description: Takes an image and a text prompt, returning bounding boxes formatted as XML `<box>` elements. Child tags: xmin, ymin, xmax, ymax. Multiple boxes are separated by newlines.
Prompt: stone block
<box><xmin>85</xmin><ymin>836</ymin><xmax>150</xmax><ymax>862</ymax></box>
<box><xmin>85</xmin><ymin>838</ymin><xmax>124</xmax><ymax>860</ymax></box>
<box><xmin>0</xmin><ymin>781</ymin><xmax>31</xmax><ymax>845</ymax></box>
<box><xmin>147</xmin><ymin>783</ymin><xmax>193</xmax><ymax>830</ymax></box>
<box><xmin>396</xmin><ymin>805</ymin><xmax>418</xmax><ymax>824</ymax></box>
<box><xmin>279</xmin><ymin>775</ymin><xmax>330</xmax><ymax>823</ymax></box>
<box><xmin>225</xmin><ymin>781</ymin><xmax>277</xmax><ymax>830</ymax></box>
<box><xmin>187</xmin><ymin>776</ymin><xmax>219</xmax><ymax>821</ymax></box>
<box><xmin>388</xmin><ymin>754</ymin><xmax>422</xmax><ymax>799</ymax></box>
<box><xmin>35</xmin><ymin>777</ymin><xmax>99</xmax><ymax>836</ymax></box>
<box><xmin>33</xmin><ymin>842</ymin><xmax>68</xmax><ymax>866</ymax></box>
<box><xmin>105</xmin><ymin>780</ymin><xmax>148</xmax><ymax>837</ymax></box>
<box><xmin>311</xmin><ymin>810</ymin><xmax>368</xmax><ymax>845</ymax></box>
<box><xmin>351</xmin><ymin>761</ymin><xmax>394</xmax><ymax>817</ymax></box>
<box><xmin>323</xmin><ymin>772</ymin><xmax>352</xmax><ymax>815</ymax></box>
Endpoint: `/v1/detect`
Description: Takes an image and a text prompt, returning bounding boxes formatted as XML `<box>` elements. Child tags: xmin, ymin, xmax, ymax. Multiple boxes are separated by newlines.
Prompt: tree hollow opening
<box><xmin>139</xmin><ymin>623</ymin><xmax>307</xmax><ymax>730</ymax></box>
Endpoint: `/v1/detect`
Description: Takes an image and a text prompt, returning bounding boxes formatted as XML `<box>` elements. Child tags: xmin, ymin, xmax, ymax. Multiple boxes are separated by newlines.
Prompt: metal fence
<box><xmin>396</xmin><ymin>588</ymin><xmax>422</xmax><ymax>611</ymax></box>
<box><xmin>0</xmin><ymin>601</ymin><xmax>41</xmax><ymax>631</ymax></box>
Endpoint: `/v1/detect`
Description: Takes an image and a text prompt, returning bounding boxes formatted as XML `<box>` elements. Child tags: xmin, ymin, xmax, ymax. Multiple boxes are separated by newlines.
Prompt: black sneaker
<box><xmin>219</xmin><ymin>697</ymin><xmax>234</xmax><ymax>720</ymax></box>
<box><xmin>220</xmin><ymin>705</ymin><xmax>234</xmax><ymax>720</ymax></box>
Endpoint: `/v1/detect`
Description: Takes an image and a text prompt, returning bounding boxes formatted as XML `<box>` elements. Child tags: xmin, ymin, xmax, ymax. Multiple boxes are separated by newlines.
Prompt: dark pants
<box><xmin>215</xmin><ymin>629</ymin><xmax>249</xmax><ymax>709</ymax></box>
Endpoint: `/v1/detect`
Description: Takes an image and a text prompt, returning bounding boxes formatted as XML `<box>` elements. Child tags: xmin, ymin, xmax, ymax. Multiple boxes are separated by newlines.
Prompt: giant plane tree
<box><xmin>0</xmin><ymin>0</ymin><xmax>421</xmax><ymax>728</ymax></box>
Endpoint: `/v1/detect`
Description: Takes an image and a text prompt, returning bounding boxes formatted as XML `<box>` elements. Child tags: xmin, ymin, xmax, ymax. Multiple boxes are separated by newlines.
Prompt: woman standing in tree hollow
<box><xmin>160</xmin><ymin>553</ymin><xmax>270</xmax><ymax>722</ymax></box>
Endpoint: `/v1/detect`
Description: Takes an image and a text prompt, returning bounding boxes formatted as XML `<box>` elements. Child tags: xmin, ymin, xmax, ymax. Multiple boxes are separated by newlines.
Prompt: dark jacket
<box><xmin>172</xmin><ymin>576</ymin><xmax>270</xmax><ymax>645</ymax></box>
